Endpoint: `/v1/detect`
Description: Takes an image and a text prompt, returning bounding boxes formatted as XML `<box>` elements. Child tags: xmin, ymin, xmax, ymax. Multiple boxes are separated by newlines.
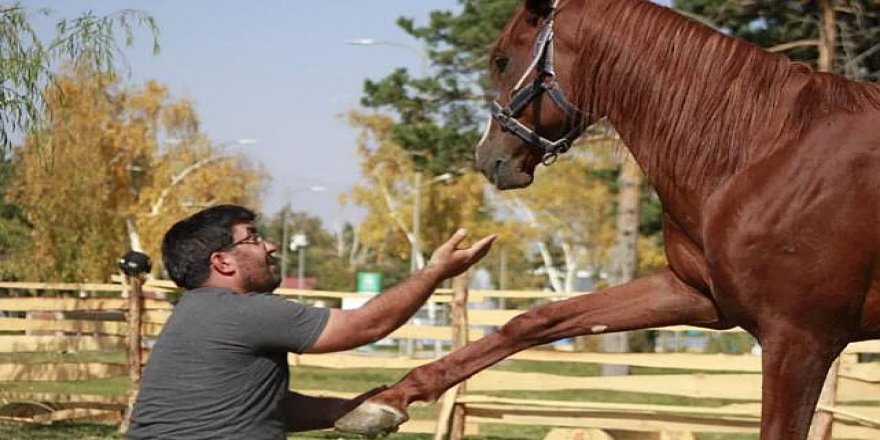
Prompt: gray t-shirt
<box><xmin>127</xmin><ymin>286</ymin><xmax>330</xmax><ymax>440</ymax></box>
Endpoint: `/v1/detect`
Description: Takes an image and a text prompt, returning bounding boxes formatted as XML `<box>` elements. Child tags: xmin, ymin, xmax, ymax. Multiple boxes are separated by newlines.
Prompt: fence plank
<box><xmin>466</xmin><ymin>310</ymin><xmax>746</xmax><ymax>334</ymax></box>
<box><xmin>0</xmin><ymin>392</ymin><xmax>127</xmax><ymax>405</ymax></box>
<box><xmin>387</xmin><ymin>325</ymin><xmax>484</xmax><ymax>341</ymax></box>
<box><xmin>846</xmin><ymin>340</ymin><xmax>880</xmax><ymax>354</ymax></box>
<box><xmin>0</xmin><ymin>297</ymin><xmax>170</xmax><ymax>311</ymax></box>
<box><xmin>839</xmin><ymin>362</ymin><xmax>880</xmax><ymax>383</ymax></box>
<box><xmin>461</xmin><ymin>370</ymin><xmax>880</xmax><ymax>403</ymax></box>
<box><xmin>509</xmin><ymin>351</ymin><xmax>763</xmax><ymax>372</ymax></box>
<box><xmin>0</xmin><ymin>282</ymin><xmax>128</xmax><ymax>293</ymax></box>
<box><xmin>33</xmin><ymin>408</ymin><xmax>121</xmax><ymax>423</ymax></box>
<box><xmin>0</xmin><ymin>363</ymin><xmax>126</xmax><ymax>381</ymax></box>
<box><xmin>0</xmin><ymin>335</ymin><xmax>124</xmax><ymax>352</ymax></box>
<box><xmin>0</xmin><ymin>317</ymin><xmax>125</xmax><ymax>335</ymax></box>
<box><xmin>293</xmin><ymin>353</ymin><xmax>430</xmax><ymax>370</ymax></box>
<box><xmin>465</xmin><ymin>411</ymin><xmax>758</xmax><ymax>434</ymax></box>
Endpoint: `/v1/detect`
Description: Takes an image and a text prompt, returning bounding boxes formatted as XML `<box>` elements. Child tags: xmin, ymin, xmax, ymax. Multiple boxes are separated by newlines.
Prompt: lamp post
<box><xmin>348</xmin><ymin>38</ymin><xmax>451</xmax><ymax>357</ymax></box>
<box><xmin>346</xmin><ymin>38</ymin><xmax>429</xmax><ymax>76</ymax></box>
<box><xmin>346</xmin><ymin>37</ymin><xmax>432</xmax><ymax>272</ymax></box>
<box><xmin>290</xmin><ymin>233</ymin><xmax>309</xmax><ymax>289</ymax></box>
<box><xmin>280</xmin><ymin>185</ymin><xmax>327</xmax><ymax>285</ymax></box>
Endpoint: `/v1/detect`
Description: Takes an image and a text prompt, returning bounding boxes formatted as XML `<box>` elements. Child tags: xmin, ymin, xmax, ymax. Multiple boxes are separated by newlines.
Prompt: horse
<box><xmin>336</xmin><ymin>0</ymin><xmax>880</xmax><ymax>438</ymax></box>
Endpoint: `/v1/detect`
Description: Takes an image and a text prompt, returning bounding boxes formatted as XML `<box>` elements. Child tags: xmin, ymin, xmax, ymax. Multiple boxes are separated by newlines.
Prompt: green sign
<box><xmin>356</xmin><ymin>272</ymin><xmax>382</xmax><ymax>294</ymax></box>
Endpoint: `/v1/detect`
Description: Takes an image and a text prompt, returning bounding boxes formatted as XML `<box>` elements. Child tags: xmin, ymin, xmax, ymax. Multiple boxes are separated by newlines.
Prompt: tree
<box><xmin>358</xmin><ymin>1</ymin><xmax>668</xmax><ymax>293</ymax></box>
<box><xmin>492</xmin><ymin>150</ymin><xmax>617</xmax><ymax>293</ymax></box>
<box><xmin>1</xmin><ymin>3</ymin><xmax>159</xmax><ymax>151</ymax></box>
<box><xmin>0</xmin><ymin>160</ymin><xmax>29</xmax><ymax>279</ymax></box>
<box><xmin>673</xmin><ymin>0</ymin><xmax>880</xmax><ymax>79</ymax></box>
<box><xmin>344</xmin><ymin>110</ymin><xmax>512</xmax><ymax>287</ymax></box>
<box><xmin>359</xmin><ymin>0</ymin><xmax>520</xmax><ymax>175</ymax></box>
<box><xmin>260</xmin><ymin>209</ymin><xmax>355</xmax><ymax>292</ymax></box>
<box><xmin>7</xmin><ymin>66</ymin><xmax>265</xmax><ymax>281</ymax></box>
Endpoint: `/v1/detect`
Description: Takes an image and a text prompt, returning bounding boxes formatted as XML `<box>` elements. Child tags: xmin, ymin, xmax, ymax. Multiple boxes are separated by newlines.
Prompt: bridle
<box><xmin>489</xmin><ymin>0</ymin><xmax>590</xmax><ymax>166</ymax></box>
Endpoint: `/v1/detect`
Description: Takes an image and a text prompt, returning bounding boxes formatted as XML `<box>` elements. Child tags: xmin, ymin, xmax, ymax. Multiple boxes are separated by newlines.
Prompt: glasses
<box><xmin>219</xmin><ymin>231</ymin><xmax>265</xmax><ymax>252</ymax></box>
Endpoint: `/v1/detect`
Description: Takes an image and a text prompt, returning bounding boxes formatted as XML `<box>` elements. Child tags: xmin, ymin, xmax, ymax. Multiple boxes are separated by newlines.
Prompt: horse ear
<box><xmin>525</xmin><ymin>0</ymin><xmax>554</xmax><ymax>18</ymax></box>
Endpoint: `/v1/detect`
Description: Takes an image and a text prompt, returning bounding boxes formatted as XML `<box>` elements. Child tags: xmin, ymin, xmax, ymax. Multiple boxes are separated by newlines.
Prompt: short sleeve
<box><xmin>239</xmin><ymin>293</ymin><xmax>330</xmax><ymax>354</ymax></box>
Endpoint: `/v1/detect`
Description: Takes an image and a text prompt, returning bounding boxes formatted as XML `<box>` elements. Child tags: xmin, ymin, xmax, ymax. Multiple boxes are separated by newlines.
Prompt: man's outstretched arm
<box><xmin>307</xmin><ymin>229</ymin><xmax>496</xmax><ymax>354</ymax></box>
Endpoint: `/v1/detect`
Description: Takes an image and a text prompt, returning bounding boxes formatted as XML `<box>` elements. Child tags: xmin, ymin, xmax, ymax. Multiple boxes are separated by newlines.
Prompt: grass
<box><xmin>0</xmin><ymin>421</ymin><xmax>758</xmax><ymax>440</ymax></box>
<box><xmin>0</xmin><ymin>351</ymin><xmax>768</xmax><ymax>439</ymax></box>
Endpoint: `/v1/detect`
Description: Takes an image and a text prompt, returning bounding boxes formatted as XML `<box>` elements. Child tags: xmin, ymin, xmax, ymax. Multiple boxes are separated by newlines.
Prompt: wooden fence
<box><xmin>0</xmin><ymin>279</ymin><xmax>878</xmax><ymax>439</ymax></box>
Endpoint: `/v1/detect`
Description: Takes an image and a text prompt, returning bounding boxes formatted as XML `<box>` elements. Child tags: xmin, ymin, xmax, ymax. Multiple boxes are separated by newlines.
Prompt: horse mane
<box><xmin>558</xmin><ymin>0</ymin><xmax>880</xmax><ymax>191</ymax></box>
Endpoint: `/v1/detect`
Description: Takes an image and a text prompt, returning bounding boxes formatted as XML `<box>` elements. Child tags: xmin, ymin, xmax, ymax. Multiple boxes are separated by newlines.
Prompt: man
<box><xmin>127</xmin><ymin>205</ymin><xmax>496</xmax><ymax>439</ymax></box>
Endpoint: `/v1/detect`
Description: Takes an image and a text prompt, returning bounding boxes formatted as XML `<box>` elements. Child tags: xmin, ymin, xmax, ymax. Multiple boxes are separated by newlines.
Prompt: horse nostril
<box><xmin>489</xmin><ymin>159</ymin><xmax>506</xmax><ymax>183</ymax></box>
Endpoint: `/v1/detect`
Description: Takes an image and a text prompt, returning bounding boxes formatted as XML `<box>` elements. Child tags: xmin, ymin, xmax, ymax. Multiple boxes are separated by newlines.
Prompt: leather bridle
<box><xmin>489</xmin><ymin>0</ymin><xmax>590</xmax><ymax>166</ymax></box>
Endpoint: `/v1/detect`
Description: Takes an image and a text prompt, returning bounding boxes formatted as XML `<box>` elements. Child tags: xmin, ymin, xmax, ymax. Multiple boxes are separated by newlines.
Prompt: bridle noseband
<box><xmin>489</xmin><ymin>0</ymin><xmax>590</xmax><ymax>166</ymax></box>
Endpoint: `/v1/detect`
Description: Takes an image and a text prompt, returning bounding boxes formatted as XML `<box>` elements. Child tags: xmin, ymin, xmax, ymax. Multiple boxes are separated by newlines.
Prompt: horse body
<box><xmin>336</xmin><ymin>1</ymin><xmax>880</xmax><ymax>438</ymax></box>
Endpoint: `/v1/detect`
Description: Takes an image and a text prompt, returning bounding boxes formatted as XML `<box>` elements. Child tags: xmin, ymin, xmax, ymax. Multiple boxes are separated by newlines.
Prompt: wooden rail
<box><xmin>0</xmin><ymin>279</ymin><xmax>878</xmax><ymax>438</ymax></box>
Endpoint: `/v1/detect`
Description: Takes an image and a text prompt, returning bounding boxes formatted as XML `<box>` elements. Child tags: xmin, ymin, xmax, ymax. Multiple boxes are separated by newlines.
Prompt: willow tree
<box><xmin>1</xmin><ymin>4</ymin><xmax>159</xmax><ymax>151</ymax></box>
<box><xmin>8</xmin><ymin>66</ymin><xmax>265</xmax><ymax>281</ymax></box>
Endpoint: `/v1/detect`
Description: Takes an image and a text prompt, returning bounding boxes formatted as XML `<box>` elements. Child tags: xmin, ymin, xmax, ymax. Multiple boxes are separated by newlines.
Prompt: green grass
<box><xmin>0</xmin><ymin>421</ymin><xmax>121</xmax><ymax>440</ymax></box>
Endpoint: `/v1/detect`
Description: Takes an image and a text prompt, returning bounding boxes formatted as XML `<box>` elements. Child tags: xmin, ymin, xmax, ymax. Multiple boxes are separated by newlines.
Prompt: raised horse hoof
<box><xmin>334</xmin><ymin>401</ymin><xmax>407</xmax><ymax>438</ymax></box>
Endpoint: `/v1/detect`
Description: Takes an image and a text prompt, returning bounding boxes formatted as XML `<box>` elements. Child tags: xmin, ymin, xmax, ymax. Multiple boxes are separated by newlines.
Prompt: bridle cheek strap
<box><xmin>489</xmin><ymin>1</ymin><xmax>593</xmax><ymax>166</ymax></box>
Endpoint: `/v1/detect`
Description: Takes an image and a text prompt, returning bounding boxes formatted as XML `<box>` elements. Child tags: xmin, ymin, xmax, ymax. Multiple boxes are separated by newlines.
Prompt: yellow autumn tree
<box><xmin>343</xmin><ymin>110</ymin><xmax>517</xmax><ymax>282</ymax></box>
<box><xmin>492</xmin><ymin>148</ymin><xmax>617</xmax><ymax>293</ymax></box>
<box><xmin>9</xmin><ymin>65</ymin><xmax>266</xmax><ymax>281</ymax></box>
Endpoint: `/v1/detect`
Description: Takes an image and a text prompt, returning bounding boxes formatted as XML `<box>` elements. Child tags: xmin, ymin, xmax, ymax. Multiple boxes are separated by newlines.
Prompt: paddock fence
<box><xmin>0</xmin><ymin>277</ymin><xmax>878</xmax><ymax>439</ymax></box>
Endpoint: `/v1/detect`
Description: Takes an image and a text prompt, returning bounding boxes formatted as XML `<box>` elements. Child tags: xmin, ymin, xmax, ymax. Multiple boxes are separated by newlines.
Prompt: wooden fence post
<box><xmin>117</xmin><ymin>251</ymin><xmax>151</xmax><ymax>434</ymax></box>
<box><xmin>808</xmin><ymin>356</ymin><xmax>842</xmax><ymax>440</ymax></box>
<box><xmin>433</xmin><ymin>271</ymin><xmax>470</xmax><ymax>440</ymax></box>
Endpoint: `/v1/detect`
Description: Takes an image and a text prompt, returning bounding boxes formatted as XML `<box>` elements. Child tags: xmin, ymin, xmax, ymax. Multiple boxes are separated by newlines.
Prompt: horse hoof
<box><xmin>334</xmin><ymin>401</ymin><xmax>406</xmax><ymax>438</ymax></box>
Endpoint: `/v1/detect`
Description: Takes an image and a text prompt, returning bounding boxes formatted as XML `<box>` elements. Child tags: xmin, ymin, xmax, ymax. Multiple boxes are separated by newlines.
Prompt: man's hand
<box><xmin>307</xmin><ymin>229</ymin><xmax>496</xmax><ymax>354</ymax></box>
<box><xmin>425</xmin><ymin>229</ymin><xmax>497</xmax><ymax>280</ymax></box>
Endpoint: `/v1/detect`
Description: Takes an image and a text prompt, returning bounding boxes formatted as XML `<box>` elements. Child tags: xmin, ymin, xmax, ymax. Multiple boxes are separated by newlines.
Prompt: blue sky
<box><xmin>23</xmin><ymin>0</ymin><xmax>670</xmax><ymax>228</ymax></box>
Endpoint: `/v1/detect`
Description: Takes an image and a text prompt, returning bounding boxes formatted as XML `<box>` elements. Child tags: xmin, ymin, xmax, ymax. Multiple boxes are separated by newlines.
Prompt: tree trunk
<box><xmin>811</xmin><ymin>5</ymin><xmax>840</xmax><ymax>438</ymax></box>
<box><xmin>601</xmin><ymin>153</ymin><xmax>642</xmax><ymax>376</ymax></box>
<box><xmin>125</xmin><ymin>218</ymin><xmax>143</xmax><ymax>252</ymax></box>
<box><xmin>818</xmin><ymin>0</ymin><xmax>836</xmax><ymax>73</ymax></box>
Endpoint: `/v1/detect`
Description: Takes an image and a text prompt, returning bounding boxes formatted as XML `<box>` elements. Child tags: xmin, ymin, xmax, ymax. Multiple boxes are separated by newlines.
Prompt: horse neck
<box><xmin>570</xmin><ymin>0</ymin><xmax>795</xmax><ymax>212</ymax></box>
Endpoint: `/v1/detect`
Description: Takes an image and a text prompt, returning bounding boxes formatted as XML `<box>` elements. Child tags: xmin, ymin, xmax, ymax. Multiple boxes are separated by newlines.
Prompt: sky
<box><xmin>23</xmin><ymin>0</ymin><xmax>670</xmax><ymax>228</ymax></box>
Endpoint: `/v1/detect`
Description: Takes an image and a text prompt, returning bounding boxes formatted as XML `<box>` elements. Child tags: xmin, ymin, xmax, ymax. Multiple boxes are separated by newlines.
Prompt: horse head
<box><xmin>476</xmin><ymin>0</ymin><xmax>595</xmax><ymax>190</ymax></box>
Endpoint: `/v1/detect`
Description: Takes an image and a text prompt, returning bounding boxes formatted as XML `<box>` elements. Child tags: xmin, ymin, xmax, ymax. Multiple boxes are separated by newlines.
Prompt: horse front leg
<box><xmin>335</xmin><ymin>268</ymin><xmax>725</xmax><ymax>436</ymax></box>
<box><xmin>757</xmin><ymin>326</ymin><xmax>845</xmax><ymax>440</ymax></box>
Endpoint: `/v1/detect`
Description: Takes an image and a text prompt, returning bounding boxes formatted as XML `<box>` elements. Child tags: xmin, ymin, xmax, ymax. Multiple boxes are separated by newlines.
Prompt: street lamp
<box><xmin>290</xmin><ymin>233</ymin><xmax>309</xmax><ymax>289</ymax></box>
<box><xmin>280</xmin><ymin>186</ymin><xmax>327</xmax><ymax>285</ymax></box>
<box><xmin>347</xmin><ymin>37</ymin><xmax>432</xmax><ymax>273</ymax></box>
<box><xmin>349</xmin><ymin>37</ymin><xmax>448</xmax><ymax>357</ymax></box>
<box><xmin>410</xmin><ymin>171</ymin><xmax>456</xmax><ymax>271</ymax></box>
<box><xmin>346</xmin><ymin>38</ymin><xmax>429</xmax><ymax>76</ymax></box>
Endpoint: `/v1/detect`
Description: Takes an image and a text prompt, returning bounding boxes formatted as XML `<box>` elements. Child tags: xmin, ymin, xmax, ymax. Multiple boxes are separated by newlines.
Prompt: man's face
<box><xmin>227</xmin><ymin>222</ymin><xmax>281</xmax><ymax>292</ymax></box>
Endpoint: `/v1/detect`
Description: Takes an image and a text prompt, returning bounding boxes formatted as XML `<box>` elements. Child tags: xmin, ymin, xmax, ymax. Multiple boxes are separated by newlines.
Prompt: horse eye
<box><xmin>493</xmin><ymin>56</ymin><xmax>510</xmax><ymax>73</ymax></box>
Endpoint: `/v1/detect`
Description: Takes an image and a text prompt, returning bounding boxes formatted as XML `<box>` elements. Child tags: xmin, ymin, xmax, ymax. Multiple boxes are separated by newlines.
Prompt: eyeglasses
<box><xmin>219</xmin><ymin>231</ymin><xmax>265</xmax><ymax>252</ymax></box>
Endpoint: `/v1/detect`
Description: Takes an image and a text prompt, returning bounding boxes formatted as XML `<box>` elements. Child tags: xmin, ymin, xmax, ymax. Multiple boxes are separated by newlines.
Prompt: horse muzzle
<box><xmin>478</xmin><ymin>156</ymin><xmax>535</xmax><ymax>190</ymax></box>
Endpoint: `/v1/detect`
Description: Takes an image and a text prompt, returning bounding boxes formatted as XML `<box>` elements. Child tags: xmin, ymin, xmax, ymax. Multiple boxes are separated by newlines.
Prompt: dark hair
<box><xmin>161</xmin><ymin>205</ymin><xmax>256</xmax><ymax>289</ymax></box>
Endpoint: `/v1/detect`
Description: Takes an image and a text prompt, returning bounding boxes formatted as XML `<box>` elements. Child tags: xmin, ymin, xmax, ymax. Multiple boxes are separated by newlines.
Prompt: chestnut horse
<box><xmin>337</xmin><ymin>0</ymin><xmax>880</xmax><ymax>438</ymax></box>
